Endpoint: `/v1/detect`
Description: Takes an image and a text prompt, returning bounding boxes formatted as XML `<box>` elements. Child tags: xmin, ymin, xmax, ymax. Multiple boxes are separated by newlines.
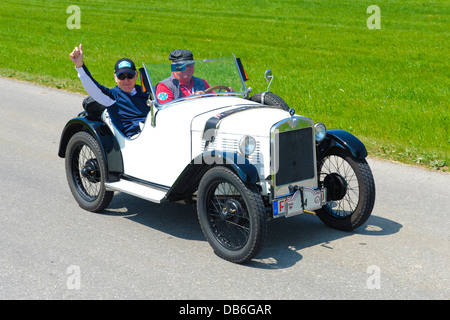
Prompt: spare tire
<box><xmin>249</xmin><ymin>92</ymin><xmax>290</xmax><ymax>111</ymax></box>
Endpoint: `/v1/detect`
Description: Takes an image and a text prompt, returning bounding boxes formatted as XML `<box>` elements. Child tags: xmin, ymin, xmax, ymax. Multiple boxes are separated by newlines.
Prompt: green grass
<box><xmin>0</xmin><ymin>0</ymin><xmax>448</xmax><ymax>170</ymax></box>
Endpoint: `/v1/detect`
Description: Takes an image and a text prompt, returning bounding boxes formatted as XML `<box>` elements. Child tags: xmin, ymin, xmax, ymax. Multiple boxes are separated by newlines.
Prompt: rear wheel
<box><xmin>197</xmin><ymin>167</ymin><xmax>267</xmax><ymax>263</ymax></box>
<box><xmin>65</xmin><ymin>131</ymin><xmax>113</xmax><ymax>212</ymax></box>
<box><xmin>316</xmin><ymin>149</ymin><xmax>375</xmax><ymax>231</ymax></box>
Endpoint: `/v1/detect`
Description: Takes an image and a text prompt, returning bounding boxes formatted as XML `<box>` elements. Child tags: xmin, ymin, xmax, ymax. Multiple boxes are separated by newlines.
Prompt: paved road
<box><xmin>0</xmin><ymin>77</ymin><xmax>449</xmax><ymax>300</ymax></box>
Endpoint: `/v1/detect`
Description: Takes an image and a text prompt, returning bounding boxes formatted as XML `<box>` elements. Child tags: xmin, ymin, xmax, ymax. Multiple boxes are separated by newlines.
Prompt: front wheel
<box><xmin>197</xmin><ymin>167</ymin><xmax>267</xmax><ymax>263</ymax></box>
<box><xmin>65</xmin><ymin>131</ymin><xmax>113</xmax><ymax>212</ymax></box>
<box><xmin>316</xmin><ymin>149</ymin><xmax>375</xmax><ymax>231</ymax></box>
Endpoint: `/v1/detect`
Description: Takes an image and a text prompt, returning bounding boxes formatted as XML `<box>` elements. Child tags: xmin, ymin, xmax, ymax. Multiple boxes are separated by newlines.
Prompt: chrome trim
<box><xmin>143</xmin><ymin>62</ymin><xmax>158</xmax><ymax>127</ymax></box>
<box><xmin>264</xmin><ymin>69</ymin><xmax>273</xmax><ymax>92</ymax></box>
<box><xmin>238</xmin><ymin>135</ymin><xmax>256</xmax><ymax>156</ymax></box>
<box><xmin>314</xmin><ymin>122</ymin><xmax>327</xmax><ymax>142</ymax></box>
<box><xmin>146</xmin><ymin>99</ymin><xmax>156</xmax><ymax>127</ymax></box>
<box><xmin>270</xmin><ymin>116</ymin><xmax>318</xmax><ymax>199</ymax></box>
<box><xmin>142</xmin><ymin>62</ymin><xmax>158</xmax><ymax>108</ymax></box>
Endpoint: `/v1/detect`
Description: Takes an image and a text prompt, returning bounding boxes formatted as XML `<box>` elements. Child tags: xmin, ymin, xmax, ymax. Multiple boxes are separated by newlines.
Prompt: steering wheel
<box><xmin>204</xmin><ymin>85</ymin><xmax>232</xmax><ymax>93</ymax></box>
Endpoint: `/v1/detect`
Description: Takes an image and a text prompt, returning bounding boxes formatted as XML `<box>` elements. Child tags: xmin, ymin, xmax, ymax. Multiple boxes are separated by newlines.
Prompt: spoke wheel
<box><xmin>65</xmin><ymin>131</ymin><xmax>113</xmax><ymax>212</ymax></box>
<box><xmin>317</xmin><ymin>149</ymin><xmax>375</xmax><ymax>230</ymax></box>
<box><xmin>197</xmin><ymin>167</ymin><xmax>267</xmax><ymax>263</ymax></box>
<box><xmin>206</xmin><ymin>182</ymin><xmax>250</xmax><ymax>251</ymax></box>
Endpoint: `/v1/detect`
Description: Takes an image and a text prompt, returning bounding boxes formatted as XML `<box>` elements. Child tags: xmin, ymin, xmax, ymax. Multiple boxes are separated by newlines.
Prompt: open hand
<box><xmin>69</xmin><ymin>44</ymin><xmax>84</xmax><ymax>68</ymax></box>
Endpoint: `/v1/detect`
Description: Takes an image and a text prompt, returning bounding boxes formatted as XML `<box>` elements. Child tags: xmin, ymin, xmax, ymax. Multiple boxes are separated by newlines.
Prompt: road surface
<box><xmin>0</xmin><ymin>77</ymin><xmax>448</xmax><ymax>300</ymax></box>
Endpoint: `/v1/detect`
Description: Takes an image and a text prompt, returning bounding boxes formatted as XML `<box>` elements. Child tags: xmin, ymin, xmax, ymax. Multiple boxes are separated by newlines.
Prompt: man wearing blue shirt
<box><xmin>69</xmin><ymin>44</ymin><xmax>149</xmax><ymax>137</ymax></box>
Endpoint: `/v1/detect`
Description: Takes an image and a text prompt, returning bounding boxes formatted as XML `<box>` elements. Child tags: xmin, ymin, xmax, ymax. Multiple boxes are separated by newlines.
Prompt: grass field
<box><xmin>0</xmin><ymin>0</ymin><xmax>448</xmax><ymax>170</ymax></box>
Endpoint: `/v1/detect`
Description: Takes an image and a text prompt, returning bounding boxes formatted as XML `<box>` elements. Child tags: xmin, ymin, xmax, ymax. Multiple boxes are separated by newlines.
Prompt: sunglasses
<box><xmin>171</xmin><ymin>61</ymin><xmax>195</xmax><ymax>72</ymax></box>
<box><xmin>117</xmin><ymin>73</ymin><xmax>135</xmax><ymax>80</ymax></box>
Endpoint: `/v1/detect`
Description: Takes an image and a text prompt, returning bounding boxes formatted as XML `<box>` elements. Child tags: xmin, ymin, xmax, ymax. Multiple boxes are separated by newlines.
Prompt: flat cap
<box><xmin>169</xmin><ymin>49</ymin><xmax>194</xmax><ymax>62</ymax></box>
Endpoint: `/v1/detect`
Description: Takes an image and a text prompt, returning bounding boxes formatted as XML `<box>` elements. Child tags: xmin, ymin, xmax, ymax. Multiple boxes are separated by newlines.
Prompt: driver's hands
<box><xmin>69</xmin><ymin>44</ymin><xmax>84</xmax><ymax>68</ymax></box>
<box><xmin>194</xmin><ymin>87</ymin><xmax>234</xmax><ymax>96</ymax></box>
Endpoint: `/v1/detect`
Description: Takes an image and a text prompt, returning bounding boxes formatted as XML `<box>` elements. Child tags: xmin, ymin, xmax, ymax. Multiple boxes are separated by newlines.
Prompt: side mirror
<box><xmin>264</xmin><ymin>69</ymin><xmax>274</xmax><ymax>92</ymax></box>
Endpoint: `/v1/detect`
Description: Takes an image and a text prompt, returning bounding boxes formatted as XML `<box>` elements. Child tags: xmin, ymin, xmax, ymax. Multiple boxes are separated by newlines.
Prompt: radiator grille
<box><xmin>275</xmin><ymin>127</ymin><xmax>314</xmax><ymax>186</ymax></box>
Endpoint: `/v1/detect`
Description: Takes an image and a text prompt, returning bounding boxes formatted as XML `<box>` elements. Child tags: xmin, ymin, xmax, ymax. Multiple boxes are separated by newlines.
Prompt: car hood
<box><xmin>187</xmin><ymin>97</ymin><xmax>292</xmax><ymax>137</ymax></box>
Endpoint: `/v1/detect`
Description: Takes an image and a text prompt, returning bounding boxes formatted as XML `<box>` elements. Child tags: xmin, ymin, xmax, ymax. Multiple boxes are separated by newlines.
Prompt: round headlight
<box><xmin>314</xmin><ymin>122</ymin><xmax>327</xmax><ymax>142</ymax></box>
<box><xmin>239</xmin><ymin>136</ymin><xmax>256</xmax><ymax>156</ymax></box>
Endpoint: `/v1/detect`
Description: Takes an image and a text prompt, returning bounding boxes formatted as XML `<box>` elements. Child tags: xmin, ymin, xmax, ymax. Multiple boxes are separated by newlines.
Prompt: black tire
<box><xmin>65</xmin><ymin>131</ymin><xmax>113</xmax><ymax>212</ymax></box>
<box><xmin>197</xmin><ymin>167</ymin><xmax>267</xmax><ymax>263</ymax></box>
<box><xmin>249</xmin><ymin>92</ymin><xmax>290</xmax><ymax>111</ymax></box>
<box><xmin>316</xmin><ymin>149</ymin><xmax>375</xmax><ymax>231</ymax></box>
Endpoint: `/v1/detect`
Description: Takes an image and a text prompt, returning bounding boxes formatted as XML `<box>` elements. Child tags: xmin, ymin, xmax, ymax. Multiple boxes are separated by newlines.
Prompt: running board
<box><xmin>105</xmin><ymin>180</ymin><xmax>167</xmax><ymax>203</ymax></box>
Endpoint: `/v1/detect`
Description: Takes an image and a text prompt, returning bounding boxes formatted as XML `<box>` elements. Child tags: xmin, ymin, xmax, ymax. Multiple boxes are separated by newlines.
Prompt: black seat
<box><xmin>82</xmin><ymin>96</ymin><xmax>106</xmax><ymax>118</ymax></box>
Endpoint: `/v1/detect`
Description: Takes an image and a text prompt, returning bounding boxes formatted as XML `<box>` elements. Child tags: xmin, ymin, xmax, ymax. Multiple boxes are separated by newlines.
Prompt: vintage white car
<box><xmin>58</xmin><ymin>56</ymin><xmax>375</xmax><ymax>263</ymax></box>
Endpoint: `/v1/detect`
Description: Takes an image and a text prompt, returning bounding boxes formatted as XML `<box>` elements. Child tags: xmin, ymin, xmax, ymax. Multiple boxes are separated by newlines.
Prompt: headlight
<box><xmin>239</xmin><ymin>135</ymin><xmax>256</xmax><ymax>156</ymax></box>
<box><xmin>314</xmin><ymin>122</ymin><xmax>327</xmax><ymax>142</ymax></box>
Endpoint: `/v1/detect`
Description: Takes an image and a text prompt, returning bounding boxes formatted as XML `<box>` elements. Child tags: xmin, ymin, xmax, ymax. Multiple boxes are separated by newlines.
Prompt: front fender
<box><xmin>166</xmin><ymin>151</ymin><xmax>259</xmax><ymax>201</ymax></box>
<box><xmin>317</xmin><ymin>129</ymin><xmax>367</xmax><ymax>161</ymax></box>
<box><xmin>199</xmin><ymin>151</ymin><xmax>260</xmax><ymax>184</ymax></box>
<box><xmin>58</xmin><ymin>116</ymin><xmax>123</xmax><ymax>182</ymax></box>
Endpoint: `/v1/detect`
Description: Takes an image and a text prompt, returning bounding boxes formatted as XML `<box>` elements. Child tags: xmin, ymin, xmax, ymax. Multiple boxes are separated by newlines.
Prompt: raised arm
<box><xmin>69</xmin><ymin>44</ymin><xmax>84</xmax><ymax>68</ymax></box>
<box><xmin>69</xmin><ymin>44</ymin><xmax>115</xmax><ymax>106</ymax></box>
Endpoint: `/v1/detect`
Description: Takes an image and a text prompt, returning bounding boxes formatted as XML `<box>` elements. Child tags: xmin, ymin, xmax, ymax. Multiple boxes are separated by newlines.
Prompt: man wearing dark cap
<box><xmin>69</xmin><ymin>44</ymin><xmax>149</xmax><ymax>137</ymax></box>
<box><xmin>155</xmin><ymin>49</ymin><xmax>211</xmax><ymax>104</ymax></box>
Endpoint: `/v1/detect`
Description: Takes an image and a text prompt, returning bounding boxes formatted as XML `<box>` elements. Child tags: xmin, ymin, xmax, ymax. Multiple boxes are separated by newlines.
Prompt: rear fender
<box><xmin>58</xmin><ymin>116</ymin><xmax>123</xmax><ymax>182</ymax></box>
<box><xmin>317</xmin><ymin>129</ymin><xmax>367</xmax><ymax>161</ymax></box>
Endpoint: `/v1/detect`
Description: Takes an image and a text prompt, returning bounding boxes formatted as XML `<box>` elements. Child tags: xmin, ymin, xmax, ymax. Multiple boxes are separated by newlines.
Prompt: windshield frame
<box><xmin>142</xmin><ymin>56</ymin><xmax>249</xmax><ymax>110</ymax></box>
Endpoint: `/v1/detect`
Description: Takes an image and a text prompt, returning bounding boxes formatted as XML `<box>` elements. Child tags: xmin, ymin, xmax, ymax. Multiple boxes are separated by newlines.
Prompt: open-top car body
<box><xmin>58</xmin><ymin>56</ymin><xmax>375</xmax><ymax>263</ymax></box>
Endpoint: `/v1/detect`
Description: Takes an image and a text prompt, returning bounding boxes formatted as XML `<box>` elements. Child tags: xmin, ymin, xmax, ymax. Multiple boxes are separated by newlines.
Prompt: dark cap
<box><xmin>114</xmin><ymin>58</ymin><xmax>136</xmax><ymax>75</ymax></box>
<box><xmin>169</xmin><ymin>49</ymin><xmax>194</xmax><ymax>62</ymax></box>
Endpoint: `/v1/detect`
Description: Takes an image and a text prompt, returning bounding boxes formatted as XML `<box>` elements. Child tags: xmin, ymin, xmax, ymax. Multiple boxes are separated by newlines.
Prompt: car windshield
<box><xmin>142</xmin><ymin>57</ymin><xmax>248</xmax><ymax>108</ymax></box>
